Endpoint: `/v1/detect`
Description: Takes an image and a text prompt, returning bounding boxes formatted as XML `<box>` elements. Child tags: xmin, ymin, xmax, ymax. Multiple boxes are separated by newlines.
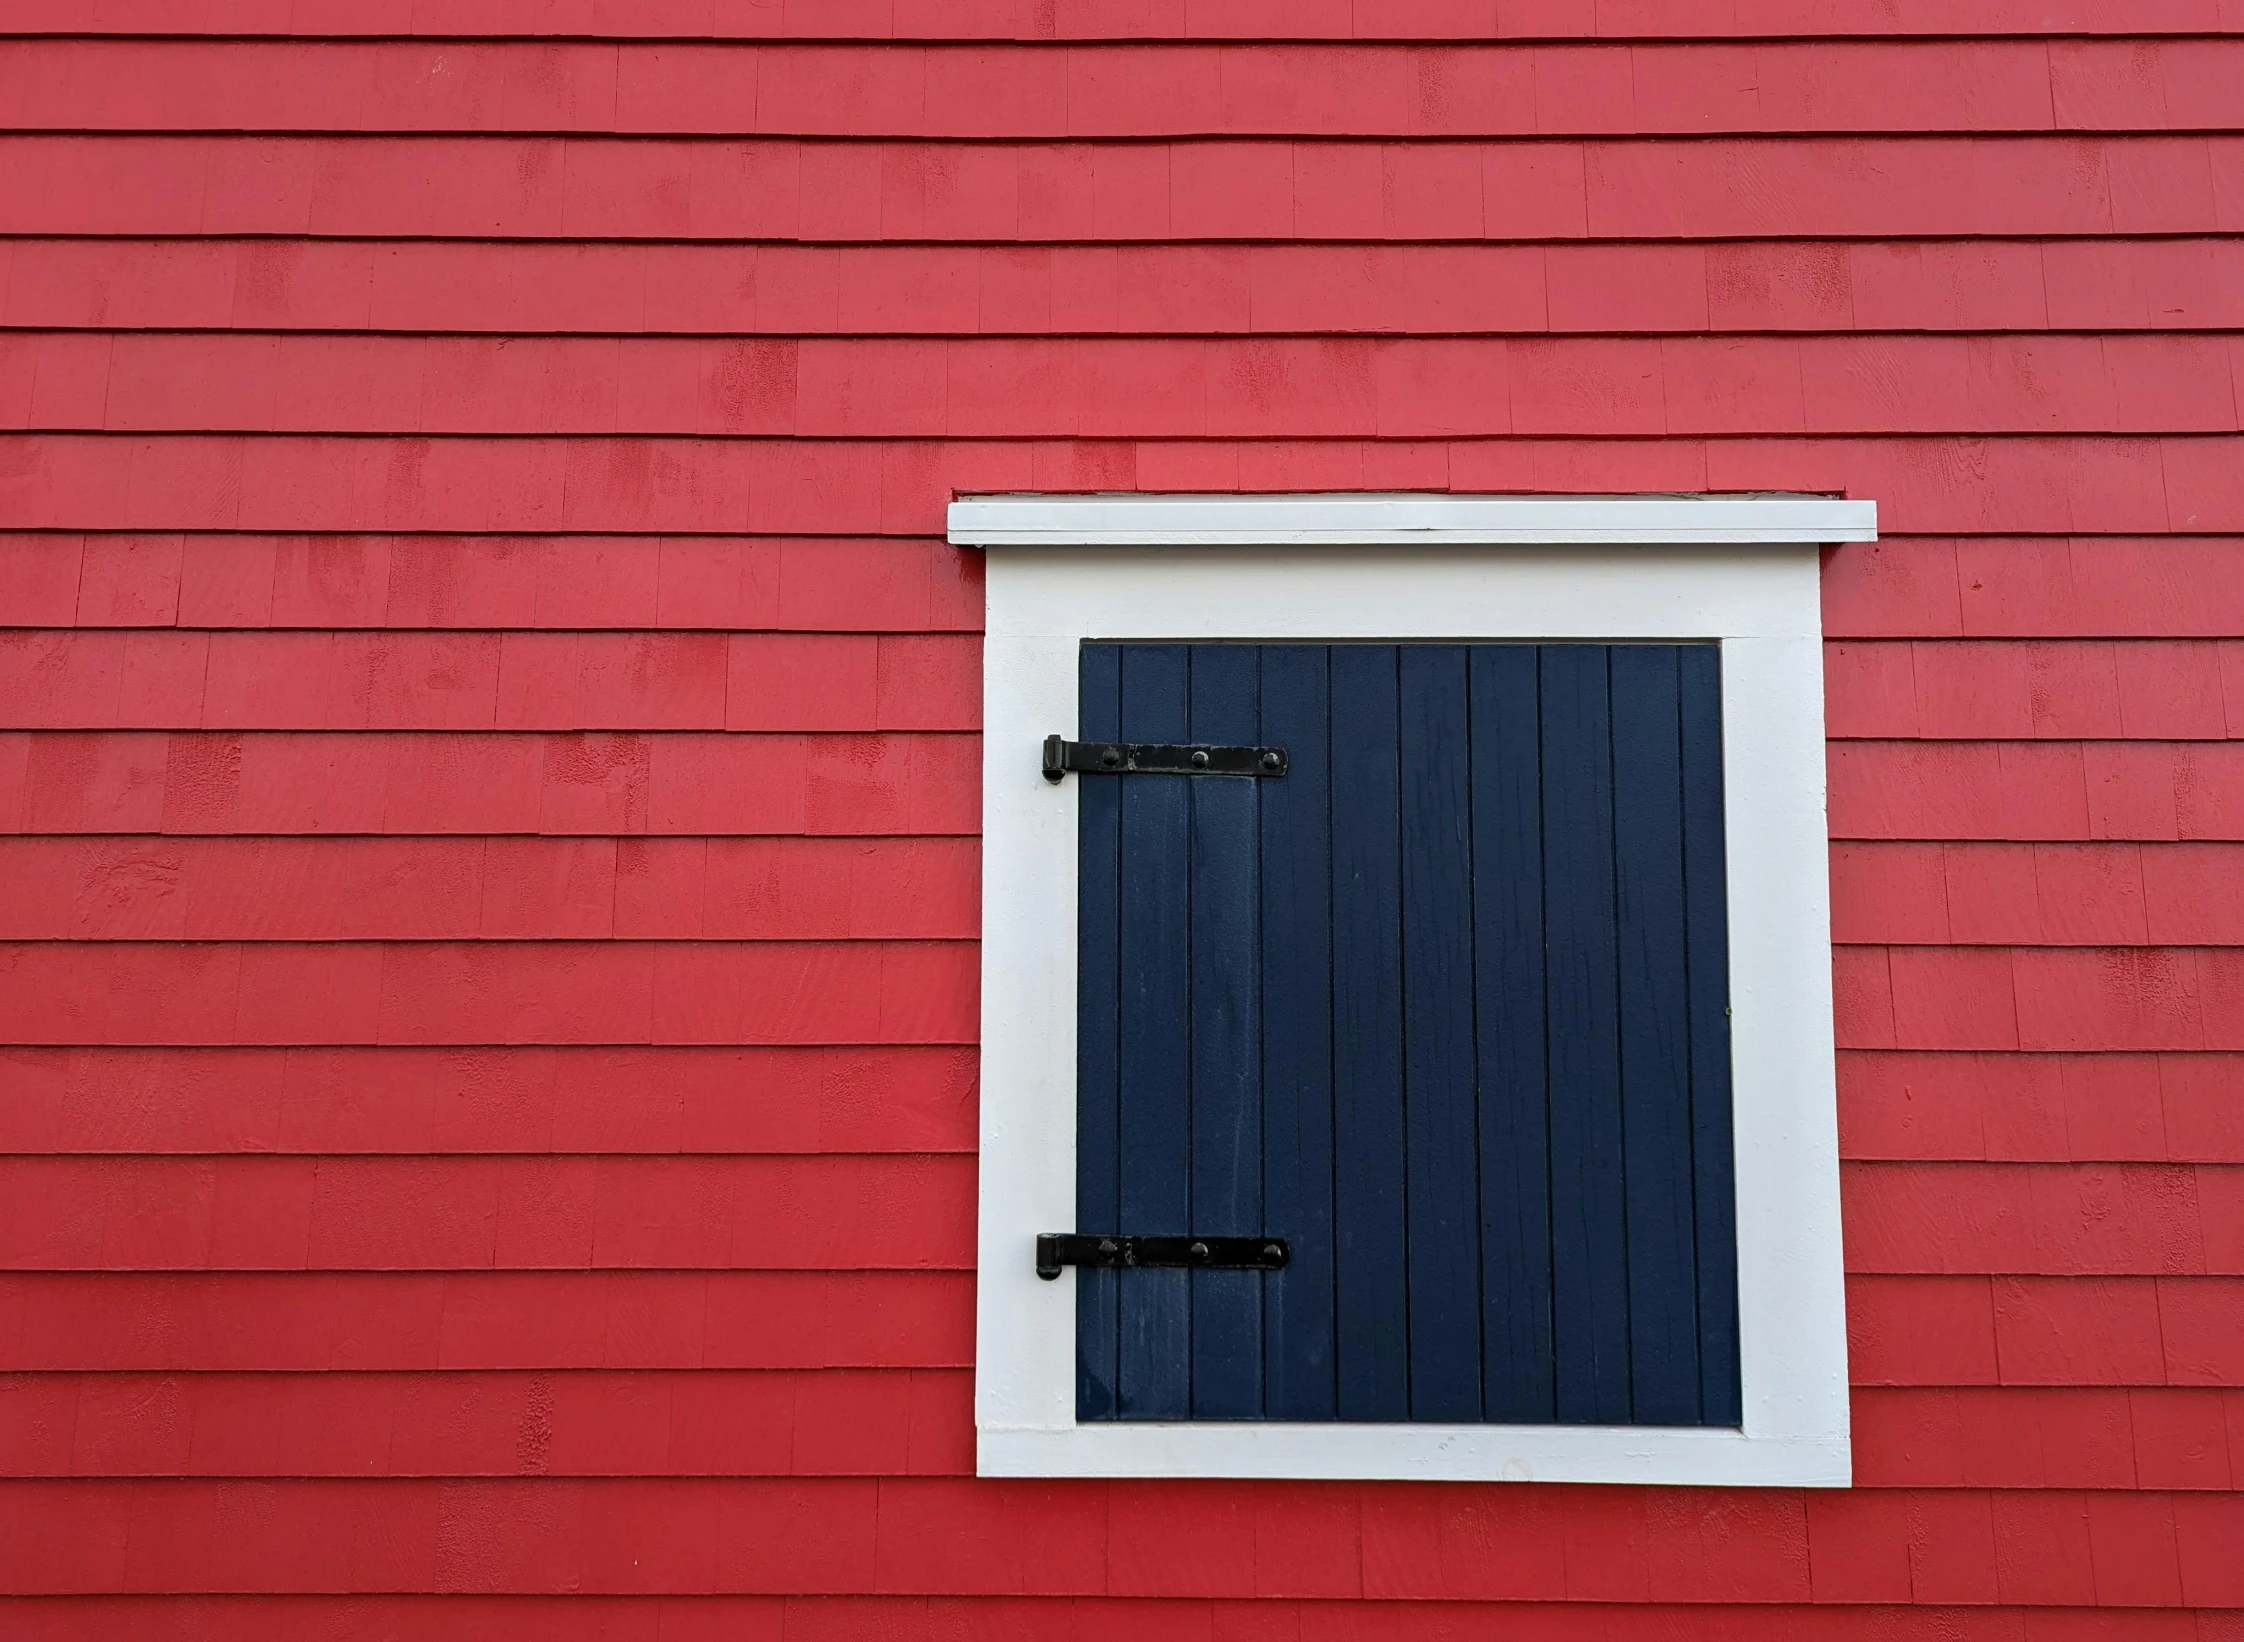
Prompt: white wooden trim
<box><xmin>969</xmin><ymin>496</ymin><xmax>1859</xmax><ymax>1487</ymax></box>
<box><xmin>950</xmin><ymin>492</ymin><xmax>1876</xmax><ymax>546</ymax></box>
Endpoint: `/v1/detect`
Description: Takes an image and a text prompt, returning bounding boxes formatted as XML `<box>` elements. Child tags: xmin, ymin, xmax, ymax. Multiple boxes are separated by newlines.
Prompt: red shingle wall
<box><xmin>3</xmin><ymin>4</ymin><xmax>2243</xmax><ymax>1636</ymax></box>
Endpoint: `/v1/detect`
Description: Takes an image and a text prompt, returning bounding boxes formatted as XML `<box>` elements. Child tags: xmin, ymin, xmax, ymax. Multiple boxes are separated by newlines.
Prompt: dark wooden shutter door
<box><xmin>1075</xmin><ymin>643</ymin><xmax>1740</xmax><ymax>1426</ymax></box>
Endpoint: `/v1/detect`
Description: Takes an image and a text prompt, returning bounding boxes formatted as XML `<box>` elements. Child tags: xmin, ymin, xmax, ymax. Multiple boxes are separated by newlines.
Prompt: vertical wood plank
<box><xmin>1470</xmin><ymin>643</ymin><xmax>1555</xmax><ymax>1422</ymax></box>
<box><xmin>1187</xmin><ymin>642</ymin><xmax>1263</xmax><ymax>1417</ymax></box>
<box><xmin>1116</xmin><ymin>643</ymin><xmax>1192</xmax><ymax>1418</ymax></box>
<box><xmin>1259</xmin><ymin>644</ymin><xmax>1337</xmax><ymax>1420</ymax></box>
<box><xmin>1610</xmin><ymin>644</ymin><xmax>1702</xmax><ymax>1424</ymax></box>
<box><xmin>1075</xmin><ymin>642</ymin><xmax>1123</xmax><ymax>1420</ymax></box>
<box><xmin>1398</xmin><ymin>645</ymin><xmax>1482</xmax><ymax>1420</ymax></box>
<box><xmin>1680</xmin><ymin>643</ymin><xmax>1742</xmax><ymax>1425</ymax></box>
<box><xmin>1539</xmin><ymin>644</ymin><xmax>1632</xmax><ymax>1423</ymax></box>
<box><xmin>1330</xmin><ymin>643</ymin><xmax>1410</xmax><ymax>1421</ymax></box>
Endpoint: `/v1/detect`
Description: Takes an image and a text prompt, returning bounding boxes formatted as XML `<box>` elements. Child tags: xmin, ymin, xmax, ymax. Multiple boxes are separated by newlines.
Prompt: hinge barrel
<box><xmin>1043</xmin><ymin>736</ymin><xmax>1288</xmax><ymax>781</ymax></box>
<box><xmin>1036</xmin><ymin>1233</ymin><xmax>1291</xmax><ymax>1279</ymax></box>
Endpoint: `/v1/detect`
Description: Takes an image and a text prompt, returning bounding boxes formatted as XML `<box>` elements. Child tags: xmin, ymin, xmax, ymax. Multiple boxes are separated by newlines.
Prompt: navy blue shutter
<box><xmin>1074</xmin><ymin>643</ymin><xmax>1739</xmax><ymax>1425</ymax></box>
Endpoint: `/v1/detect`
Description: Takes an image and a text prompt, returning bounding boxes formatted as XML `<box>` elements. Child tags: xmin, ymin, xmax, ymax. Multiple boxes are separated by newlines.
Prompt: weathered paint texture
<box><xmin>2</xmin><ymin>4</ymin><xmax>2243</xmax><ymax>1636</ymax></box>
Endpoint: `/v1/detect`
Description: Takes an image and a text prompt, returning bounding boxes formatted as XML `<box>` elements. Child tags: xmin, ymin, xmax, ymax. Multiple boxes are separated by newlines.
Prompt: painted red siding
<box><xmin>3</xmin><ymin>5</ymin><xmax>2243</xmax><ymax>1636</ymax></box>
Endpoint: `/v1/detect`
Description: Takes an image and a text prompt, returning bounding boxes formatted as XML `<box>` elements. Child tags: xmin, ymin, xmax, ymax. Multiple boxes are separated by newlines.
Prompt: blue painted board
<box><xmin>1610</xmin><ymin>645</ymin><xmax>1702</xmax><ymax>1424</ymax></box>
<box><xmin>1114</xmin><ymin>643</ymin><xmax>1192</xmax><ymax>1418</ymax></box>
<box><xmin>1399</xmin><ymin>645</ymin><xmax>1483</xmax><ymax>1421</ymax></box>
<box><xmin>1187</xmin><ymin>643</ymin><xmax>1264</xmax><ymax>1417</ymax></box>
<box><xmin>1258</xmin><ymin>645</ymin><xmax>1337</xmax><ymax>1420</ymax></box>
<box><xmin>1680</xmin><ymin>645</ymin><xmax>1742</xmax><ymax>1424</ymax></box>
<box><xmin>1538</xmin><ymin>645</ymin><xmax>1632</xmax><ymax>1423</ymax></box>
<box><xmin>1329</xmin><ymin>644</ymin><xmax>1410</xmax><ymax>1421</ymax></box>
<box><xmin>1075</xmin><ymin>643</ymin><xmax>1123</xmax><ymax>1419</ymax></box>
<box><xmin>1469</xmin><ymin>644</ymin><xmax>1555</xmax><ymax>1422</ymax></box>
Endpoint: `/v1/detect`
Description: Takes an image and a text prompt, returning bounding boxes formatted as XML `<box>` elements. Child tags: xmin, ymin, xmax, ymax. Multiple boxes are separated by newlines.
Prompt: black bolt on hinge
<box><xmin>1043</xmin><ymin>735</ymin><xmax>1288</xmax><ymax>782</ymax></box>
<box><xmin>1036</xmin><ymin>1233</ymin><xmax>1291</xmax><ymax>1279</ymax></box>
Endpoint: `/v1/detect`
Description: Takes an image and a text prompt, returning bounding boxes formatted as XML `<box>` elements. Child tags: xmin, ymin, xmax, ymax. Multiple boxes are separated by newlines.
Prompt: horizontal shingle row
<box><xmin>8</xmin><ymin>433</ymin><xmax>2243</xmax><ymax>533</ymax></box>
<box><xmin>13</xmin><ymin>631</ymin><xmax>2244</xmax><ymax>735</ymax></box>
<box><xmin>13</xmin><ymin>238</ymin><xmax>2240</xmax><ymax>334</ymax></box>
<box><xmin>8</xmin><ymin>1044</ymin><xmax>2244</xmax><ymax>1164</ymax></box>
<box><xmin>0</xmin><ymin>729</ymin><xmax>981</xmax><ymax>835</ymax></box>
<box><xmin>19</xmin><ymin>836</ymin><xmax>2244</xmax><ymax>944</ymax></box>
<box><xmin>0</xmin><ymin>629</ymin><xmax>984</xmax><ymax>730</ymax></box>
<box><xmin>0</xmin><ymin>939</ymin><xmax>981</xmax><ymax>1045</ymax></box>
<box><xmin>6</xmin><ymin>1374</ymin><xmax>2240</xmax><ymax>1488</ymax></box>
<box><xmin>1831</xmin><ymin>843</ymin><xmax>2244</xmax><ymax>945</ymax></box>
<box><xmin>1839</xmin><ymin>1051</ymin><xmax>2244</xmax><ymax>1164</ymax></box>
<box><xmin>0</xmin><ymin>1154</ymin><xmax>2231</xmax><ymax>1277</ymax></box>
<box><xmin>0</xmin><ymin>1475</ymin><xmax>2238</xmax><ymax>1604</ymax></box>
<box><xmin>17</xmin><ymin>730</ymin><xmax>2244</xmax><ymax>838</ymax></box>
<box><xmin>17</xmin><ymin>534</ymin><xmax>2244</xmax><ymax>637</ymax></box>
<box><xmin>0</xmin><ymin>835</ymin><xmax>981</xmax><ymax>940</ymax></box>
<box><xmin>3</xmin><ymin>0</ymin><xmax>2235</xmax><ymax>39</ymax></box>
<box><xmin>11</xmin><ymin>332</ymin><xmax>2243</xmax><ymax>437</ymax></box>
<box><xmin>0</xmin><ymin>1044</ymin><xmax>979</xmax><ymax>1154</ymax></box>
<box><xmin>1838</xmin><ymin>946</ymin><xmax>2244</xmax><ymax>1050</ymax></box>
<box><xmin>2</xmin><ymin>1269</ymin><xmax>2234</xmax><ymax>1384</ymax></box>
<box><xmin>0</xmin><ymin>1154</ymin><xmax>978</xmax><ymax>1271</ymax></box>
<box><xmin>6</xmin><ymin>134</ymin><xmax>2238</xmax><ymax>240</ymax></box>
<box><xmin>0</xmin><ymin>1368</ymin><xmax>977</xmax><ymax>1479</ymax></box>
<box><xmin>1831</xmin><ymin>742</ymin><xmax>2244</xmax><ymax>840</ymax></box>
<box><xmin>4</xmin><ymin>38</ymin><xmax>2240</xmax><ymax>136</ymax></box>
<box><xmin>0</xmin><ymin>534</ymin><xmax>984</xmax><ymax>632</ymax></box>
<box><xmin>0</xmin><ymin>1269</ymin><xmax>977</xmax><ymax>1371</ymax></box>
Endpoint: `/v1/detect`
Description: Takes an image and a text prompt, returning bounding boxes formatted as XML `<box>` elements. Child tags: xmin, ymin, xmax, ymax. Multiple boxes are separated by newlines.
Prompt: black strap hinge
<box><xmin>1036</xmin><ymin>1233</ymin><xmax>1291</xmax><ymax>1279</ymax></box>
<box><xmin>1043</xmin><ymin>736</ymin><xmax>1287</xmax><ymax>782</ymax></box>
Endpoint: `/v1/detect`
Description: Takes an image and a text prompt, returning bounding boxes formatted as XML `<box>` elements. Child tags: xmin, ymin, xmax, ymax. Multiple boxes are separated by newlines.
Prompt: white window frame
<box><xmin>959</xmin><ymin>492</ymin><xmax>1874</xmax><ymax>1487</ymax></box>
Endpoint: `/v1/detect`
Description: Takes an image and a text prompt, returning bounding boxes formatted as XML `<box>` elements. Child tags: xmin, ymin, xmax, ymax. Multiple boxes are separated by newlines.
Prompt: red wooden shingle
<box><xmin>0</xmin><ymin>939</ymin><xmax>981</xmax><ymax>1046</ymax></box>
<box><xmin>0</xmin><ymin>730</ymin><xmax>981</xmax><ymax>836</ymax></box>
<box><xmin>0</xmin><ymin>1270</ymin><xmax>976</xmax><ymax>1371</ymax></box>
<box><xmin>1843</xmin><ymin>1160</ymin><xmax>2240</xmax><ymax>1275</ymax></box>
<box><xmin>0</xmin><ymin>531</ymin><xmax>980</xmax><ymax>637</ymax></box>
<box><xmin>0</xmin><ymin>1154</ymin><xmax>977</xmax><ymax>1271</ymax></box>
<box><xmin>0</xmin><ymin>1044</ymin><xmax>977</xmax><ymax>1155</ymax></box>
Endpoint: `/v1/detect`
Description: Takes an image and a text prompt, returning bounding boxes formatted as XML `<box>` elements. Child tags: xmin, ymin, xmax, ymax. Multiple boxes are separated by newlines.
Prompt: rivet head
<box><xmin>1097</xmin><ymin>1238</ymin><xmax>1119</xmax><ymax>1256</ymax></box>
<box><xmin>1101</xmin><ymin>747</ymin><xmax>1122</xmax><ymax>767</ymax></box>
<box><xmin>1188</xmin><ymin>1241</ymin><xmax>1210</xmax><ymax>1260</ymax></box>
<box><xmin>1262</xmin><ymin>1243</ymin><xmax>1284</xmax><ymax>1263</ymax></box>
<box><xmin>1260</xmin><ymin>751</ymin><xmax>1281</xmax><ymax>770</ymax></box>
<box><xmin>1190</xmin><ymin>750</ymin><xmax>1210</xmax><ymax>767</ymax></box>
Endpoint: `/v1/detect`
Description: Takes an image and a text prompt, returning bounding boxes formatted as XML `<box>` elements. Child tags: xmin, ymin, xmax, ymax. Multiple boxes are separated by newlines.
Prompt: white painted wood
<box><xmin>970</xmin><ymin>495</ymin><xmax>1859</xmax><ymax>1486</ymax></box>
<box><xmin>979</xmin><ymin>1424</ymin><xmax>1851</xmax><ymax>1486</ymax></box>
<box><xmin>951</xmin><ymin>492</ymin><xmax>1876</xmax><ymax>546</ymax></box>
